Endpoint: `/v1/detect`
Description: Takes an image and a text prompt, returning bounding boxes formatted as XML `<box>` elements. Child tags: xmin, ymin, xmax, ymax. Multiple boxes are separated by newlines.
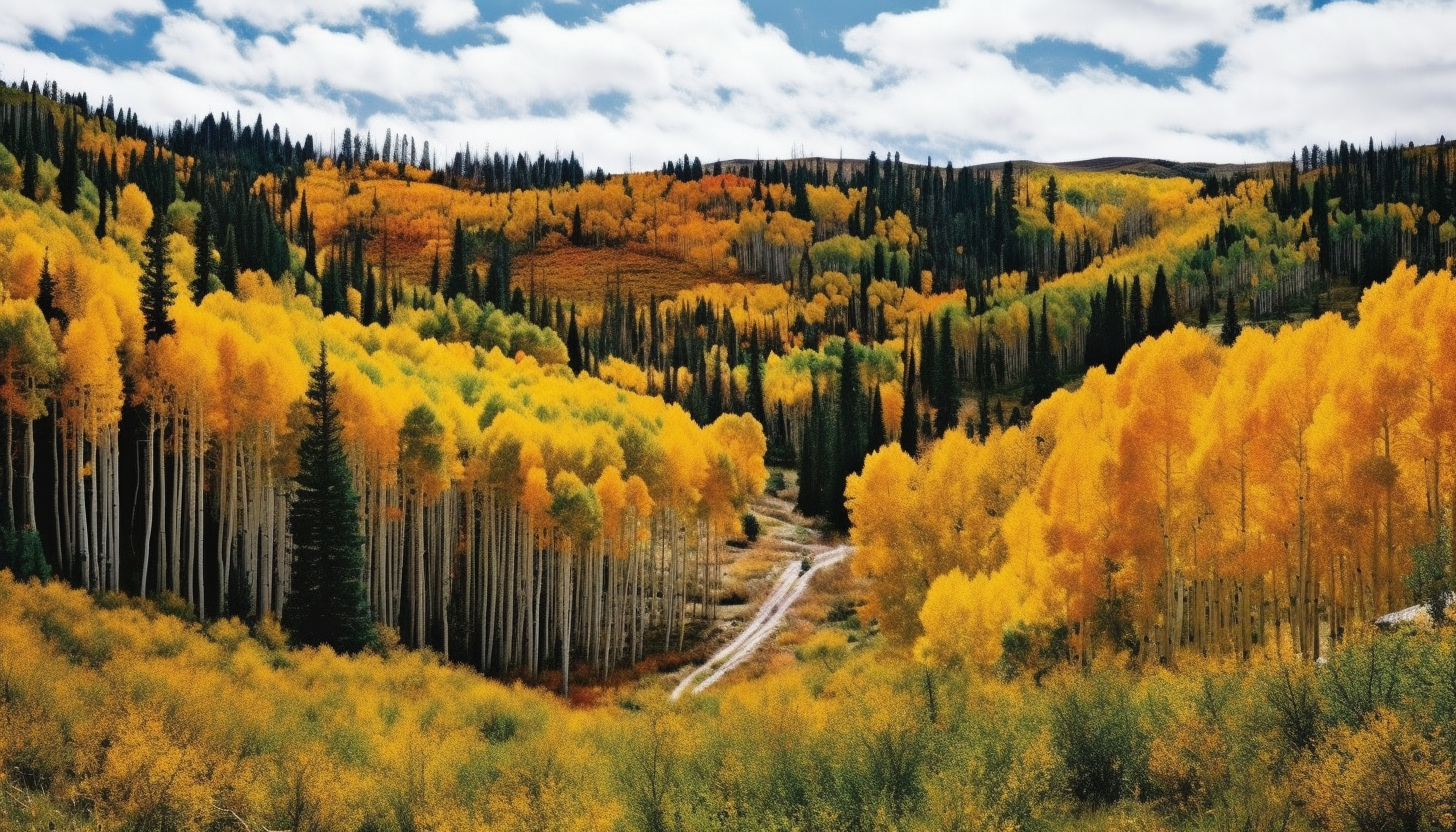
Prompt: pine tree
<box><xmin>567</xmin><ymin>306</ymin><xmax>583</xmax><ymax>374</ymax></box>
<box><xmin>1220</xmin><ymin>290</ymin><xmax>1242</xmax><ymax>346</ymax></box>
<box><xmin>1147</xmin><ymin>265</ymin><xmax>1175</xmax><ymax>337</ymax></box>
<box><xmin>1127</xmin><ymin>274</ymin><xmax>1147</xmax><ymax>345</ymax></box>
<box><xmin>140</xmin><ymin>201</ymin><xmax>177</xmax><ymax>342</ymax></box>
<box><xmin>830</xmin><ymin>340</ymin><xmax>865</xmax><ymax>530</ymax></box>
<box><xmin>899</xmin><ymin>348</ymin><xmax>919</xmax><ymax>457</ymax></box>
<box><xmin>219</xmin><ymin>226</ymin><xmax>239</xmax><ymax>295</ymax></box>
<box><xmin>37</xmin><ymin>252</ymin><xmax>60</xmax><ymax>325</ymax></box>
<box><xmin>932</xmin><ymin>311</ymin><xmax>958</xmax><ymax>436</ymax></box>
<box><xmin>22</xmin><ymin>150</ymin><xmax>38</xmax><ymax>203</ymax></box>
<box><xmin>746</xmin><ymin>328</ymin><xmax>765</xmax><ymax>426</ymax></box>
<box><xmin>446</xmin><ymin>219</ymin><xmax>468</xmax><ymax>299</ymax></box>
<box><xmin>797</xmin><ymin>378</ymin><xmax>823</xmax><ymax>517</ymax></box>
<box><xmin>95</xmin><ymin>187</ymin><xmax>108</xmax><ymax>239</ymax></box>
<box><xmin>58</xmin><ymin>114</ymin><xmax>80</xmax><ymax>214</ymax></box>
<box><xmin>867</xmin><ymin>385</ymin><xmax>886</xmax><ymax>450</ymax></box>
<box><xmin>284</xmin><ymin>345</ymin><xmax>376</xmax><ymax>654</ymax></box>
<box><xmin>192</xmin><ymin>200</ymin><xmax>212</xmax><ymax>302</ymax></box>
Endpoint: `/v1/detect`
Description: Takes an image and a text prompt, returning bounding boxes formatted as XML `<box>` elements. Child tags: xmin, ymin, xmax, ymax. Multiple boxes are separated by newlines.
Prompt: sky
<box><xmin>2</xmin><ymin>0</ymin><xmax>1454</xmax><ymax>172</ymax></box>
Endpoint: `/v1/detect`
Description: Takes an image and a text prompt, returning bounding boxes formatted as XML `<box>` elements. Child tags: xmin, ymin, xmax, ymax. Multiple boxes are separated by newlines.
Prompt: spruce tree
<box><xmin>284</xmin><ymin>345</ymin><xmax>376</xmax><ymax>654</ymax></box>
<box><xmin>1127</xmin><ymin>274</ymin><xmax>1147</xmax><ymax>345</ymax></box>
<box><xmin>21</xmin><ymin>150</ymin><xmax>39</xmax><ymax>202</ymax></box>
<box><xmin>446</xmin><ymin>219</ymin><xmax>468</xmax><ymax>299</ymax></box>
<box><xmin>566</xmin><ymin>306</ymin><xmax>583</xmax><ymax>374</ymax></box>
<box><xmin>796</xmin><ymin>379</ymin><xmax>822</xmax><ymax>517</ymax></box>
<box><xmin>746</xmin><ymin>328</ymin><xmax>765</xmax><ymax>426</ymax></box>
<box><xmin>219</xmin><ymin>226</ymin><xmax>239</xmax><ymax>295</ymax></box>
<box><xmin>1147</xmin><ymin>265</ymin><xmax>1175</xmax><ymax>337</ymax></box>
<box><xmin>899</xmin><ymin>349</ymin><xmax>919</xmax><ymax>457</ymax></box>
<box><xmin>192</xmin><ymin>200</ymin><xmax>212</xmax><ymax>302</ymax></box>
<box><xmin>932</xmin><ymin>311</ymin><xmax>958</xmax><ymax>436</ymax></box>
<box><xmin>37</xmin><ymin>252</ymin><xmax>58</xmax><ymax>324</ymax></box>
<box><xmin>1220</xmin><ymin>290</ymin><xmax>1242</xmax><ymax>346</ymax></box>
<box><xmin>140</xmin><ymin>201</ymin><xmax>177</xmax><ymax>342</ymax></box>
<box><xmin>58</xmin><ymin>115</ymin><xmax>80</xmax><ymax>214</ymax></box>
<box><xmin>867</xmin><ymin>385</ymin><xmax>886</xmax><ymax>450</ymax></box>
<box><xmin>830</xmin><ymin>340</ymin><xmax>865</xmax><ymax>530</ymax></box>
<box><xmin>95</xmin><ymin>187</ymin><xmax>108</xmax><ymax>239</ymax></box>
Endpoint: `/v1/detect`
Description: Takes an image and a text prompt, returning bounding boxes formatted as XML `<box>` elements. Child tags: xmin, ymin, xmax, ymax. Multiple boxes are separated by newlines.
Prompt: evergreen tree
<box><xmin>284</xmin><ymin>345</ymin><xmax>376</xmax><ymax>654</ymax></box>
<box><xmin>1042</xmin><ymin>174</ymin><xmax>1059</xmax><ymax>224</ymax></box>
<box><xmin>446</xmin><ymin>219</ymin><xmax>468</xmax><ymax>299</ymax></box>
<box><xmin>867</xmin><ymin>384</ymin><xmax>886</xmax><ymax>450</ymax></box>
<box><xmin>22</xmin><ymin>150</ymin><xmax>39</xmax><ymax>203</ymax></box>
<box><xmin>487</xmin><ymin>236</ymin><xmax>512</xmax><ymax>309</ymax></box>
<box><xmin>796</xmin><ymin>378</ymin><xmax>823</xmax><ymax>517</ymax></box>
<box><xmin>36</xmin><ymin>252</ymin><xmax>58</xmax><ymax>323</ymax></box>
<box><xmin>219</xmin><ymin>226</ymin><xmax>239</xmax><ymax>295</ymax></box>
<box><xmin>1103</xmin><ymin>276</ymin><xmax>1126</xmax><ymax>371</ymax></box>
<box><xmin>932</xmin><ymin>311</ymin><xmax>958</xmax><ymax>436</ymax></box>
<box><xmin>1147</xmin><ymin>265</ymin><xmax>1175</xmax><ymax>337</ymax></box>
<box><xmin>830</xmin><ymin>340</ymin><xmax>865</xmax><ymax>530</ymax></box>
<box><xmin>1127</xmin><ymin>274</ymin><xmax>1147</xmax><ymax>345</ymax></box>
<box><xmin>192</xmin><ymin>200</ymin><xmax>212</xmax><ymax>302</ymax></box>
<box><xmin>1032</xmin><ymin>296</ymin><xmax>1058</xmax><ymax>401</ymax></box>
<box><xmin>566</xmin><ymin>306</ymin><xmax>583</xmax><ymax>374</ymax></box>
<box><xmin>58</xmin><ymin>115</ymin><xmax>80</xmax><ymax>214</ymax></box>
<box><xmin>746</xmin><ymin>328</ymin><xmax>765</xmax><ymax>426</ymax></box>
<box><xmin>1220</xmin><ymin>290</ymin><xmax>1242</xmax><ymax>346</ymax></box>
<box><xmin>899</xmin><ymin>349</ymin><xmax>919</xmax><ymax>457</ymax></box>
<box><xmin>93</xmin><ymin>181</ymin><xmax>109</xmax><ymax>238</ymax></box>
<box><xmin>140</xmin><ymin>201</ymin><xmax>177</xmax><ymax>342</ymax></box>
<box><xmin>321</xmin><ymin>255</ymin><xmax>345</xmax><ymax>316</ymax></box>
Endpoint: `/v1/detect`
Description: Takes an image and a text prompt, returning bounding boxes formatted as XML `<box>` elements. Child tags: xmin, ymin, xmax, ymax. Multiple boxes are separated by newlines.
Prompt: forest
<box><xmin>1</xmin><ymin>75</ymin><xmax>1455</xmax><ymax>830</ymax></box>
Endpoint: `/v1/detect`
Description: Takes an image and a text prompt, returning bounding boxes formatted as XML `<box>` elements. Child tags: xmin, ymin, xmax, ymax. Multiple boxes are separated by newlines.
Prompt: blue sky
<box><xmin>2</xmin><ymin>0</ymin><xmax>1453</xmax><ymax>171</ymax></box>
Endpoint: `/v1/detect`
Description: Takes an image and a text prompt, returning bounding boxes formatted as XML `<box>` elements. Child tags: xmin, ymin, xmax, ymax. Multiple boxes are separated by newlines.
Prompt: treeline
<box><xmin>1275</xmin><ymin>137</ymin><xmax>1456</xmax><ymax>285</ymax></box>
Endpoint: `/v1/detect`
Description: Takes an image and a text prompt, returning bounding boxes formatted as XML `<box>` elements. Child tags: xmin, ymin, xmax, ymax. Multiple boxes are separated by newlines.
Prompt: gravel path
<box><xmin>671</xmin><ymin>542</ymin><xmax>852</xmax><ymax>700</ymax></box>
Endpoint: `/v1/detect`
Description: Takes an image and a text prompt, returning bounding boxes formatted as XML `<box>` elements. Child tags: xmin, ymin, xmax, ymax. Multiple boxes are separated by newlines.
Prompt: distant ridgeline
<box><xmin>0</xmin><ymin>75</ymin><xmax>1453</xmax><ymax>670</ymax></box>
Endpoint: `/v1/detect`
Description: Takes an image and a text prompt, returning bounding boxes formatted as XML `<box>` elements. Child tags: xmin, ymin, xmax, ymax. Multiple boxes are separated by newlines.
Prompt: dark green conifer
<box><xmin>192</xmin><ymin>200</ymin><xmax>212</xmax><ymax>302</ymax></box>
<box><xmin>284</xmin><ymin>345</ymin><xmax>376</xmax><ymax>654</ymax></box>
<box><xmin>899</xmin><ymin>347</ymin><xmax>919</xmax><ymax>457</ymax></box>
<box><xmin>140</xmin><ymin>201</ymin><xmax>176</xmax><ymax>342</ymax></box>
<box><xmin>219</xmin><ymin>226</ymin><xmax>239</xmax><ymax>295</ymax></box>
<box><xmin>1147</xmin><ymin>265</ymin><xmax>1175</xmax><ymax>337</ymax></box>
<box><xmin>1220</xmin><ymin>290</ymin><xmax>1242</xmax><ymax>346</ymax></box>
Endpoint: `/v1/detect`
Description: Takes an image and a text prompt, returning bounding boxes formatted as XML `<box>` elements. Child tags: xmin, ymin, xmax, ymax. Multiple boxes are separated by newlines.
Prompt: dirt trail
<box><xmin>671</xmin><ymin>497</ymin><xmax>851</xmax><ymax>700</ymax></box>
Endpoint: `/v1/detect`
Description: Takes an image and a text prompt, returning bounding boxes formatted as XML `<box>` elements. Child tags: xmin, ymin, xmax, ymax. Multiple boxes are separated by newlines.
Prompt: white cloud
<box><xmin>6</xmin><ymin>0</ymin><xmax>1456</xmax><ymax>172</ymax></box>
<box><xmin>192</xmin><ymin>0</ymin><xmax>478</xmax><ymax>35</ymax></box>
<box><xmin>0</xmin><ymin>0</ymin><xmax>164</xmax><ymax>46</ymax></box>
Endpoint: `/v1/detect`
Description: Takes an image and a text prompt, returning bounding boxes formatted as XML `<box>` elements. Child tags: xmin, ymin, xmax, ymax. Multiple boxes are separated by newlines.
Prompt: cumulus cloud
<box><xmin>0</xmin><ymin>0</ymin><xmax>164</xmax><ymax>46</ymax></box>
<box><xmin>192</xmin><ymin>0</ymin><xmax>478</xmax><ymax>35</ymax></box>
<box><xmin>6</xmin><ymin>0</ymin><xmax>1456</xmax><ymax>171</ymax></box>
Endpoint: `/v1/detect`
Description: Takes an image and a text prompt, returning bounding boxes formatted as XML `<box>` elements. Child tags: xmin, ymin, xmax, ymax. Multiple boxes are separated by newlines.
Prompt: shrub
<box><xmin>1049</xmin><ymin>671</ymin><xmax>1150</xmax><ymax>805</ymax></box>
<box><xmin>1300</xmin><ymin>709</ymin><xmax>1455</xmax><ymax>832</ymax></box>
<box><xmin>742</xmin><ymin>513</ymin><xmax>760</xmax><ymax>542</ymax></box>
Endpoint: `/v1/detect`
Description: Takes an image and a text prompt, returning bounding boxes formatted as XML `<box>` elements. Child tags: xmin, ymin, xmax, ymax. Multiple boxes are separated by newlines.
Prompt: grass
<box><xmin>514</xmin><ymin>244</ymin><xmax>758</xmax><ymax>303</ymax></box>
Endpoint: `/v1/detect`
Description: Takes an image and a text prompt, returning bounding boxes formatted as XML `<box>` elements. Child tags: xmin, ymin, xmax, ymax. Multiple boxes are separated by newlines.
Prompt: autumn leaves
<box><xmin>850</xmin><ymin>266</ymin><xmax>1456</xmax><ymax>669</ymax></box>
